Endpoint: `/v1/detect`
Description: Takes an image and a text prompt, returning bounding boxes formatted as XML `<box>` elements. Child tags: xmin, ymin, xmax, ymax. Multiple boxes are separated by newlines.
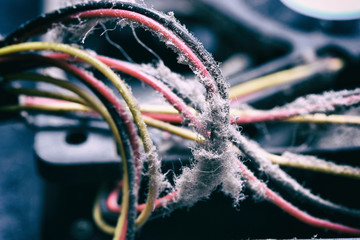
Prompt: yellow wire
<box><xmin>93</xmin><ymin>192</ymin><xmax>116</xmax><ymax>235</ymax></box>
<box><xmin>0</xmin><ymin>42</ymin><xmax>157</xmax><ymax>231</ymax></box>
<box><xmin>267</xmin><ymin>153</ymin><xmax>360</xmax><ymax>179</ymax></box>
<box><xmin>142</xmin><ymin>115</ymin><xmax>205</xmax><ymax>144</ymax></box>
<box><xmin>2</xmin><ymin>73</ymin><xmax>128</xmax><ymax>237</ymax></box>
<box><xmin>230</xmin><ymin>109</ymin><xmax>360</xmax><ymax>125</ymax></box>
<box><xmin>0</xmin><ymin>104</ymin><xmax>91</xmax><ymax>113</ymax></box>
<box><xmin>229</xmin><ymin>58</ymin><xmax>344</xmax><ymax>99</ymax></box>
<box><xmin>283</xmin><ymin>113</ymin><xmax>360</xmax><ymax>125</ymax></box>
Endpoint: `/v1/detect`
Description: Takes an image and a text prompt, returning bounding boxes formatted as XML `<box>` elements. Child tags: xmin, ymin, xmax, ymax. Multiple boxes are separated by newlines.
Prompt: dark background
<box><xmin>0</xmin><ymin>2</ymin><xmax>42</xmax><ymax>240</ymax></box>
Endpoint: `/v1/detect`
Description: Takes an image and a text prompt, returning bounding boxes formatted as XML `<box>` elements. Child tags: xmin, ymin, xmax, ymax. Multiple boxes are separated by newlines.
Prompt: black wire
<box><xmin>92</xmin><ymin>93</ymin><xmax>137</xmax><ymax>239</ymax></box>
<box><xmin>99</xmin><ymin>22</ymin><xmax>135</xmax><ymax>63</ymax></box>
<box><xmin>130</xmin><ymin>23</ymin><xmax>163</xmax><ymax>63</ymax></box>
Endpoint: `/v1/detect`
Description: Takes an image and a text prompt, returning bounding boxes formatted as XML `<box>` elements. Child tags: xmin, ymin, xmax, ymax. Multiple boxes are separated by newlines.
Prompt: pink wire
<box><xmin>25</xmin><ymin>96</ymin><xmax>76</xmax><ymax>106</ymax></box>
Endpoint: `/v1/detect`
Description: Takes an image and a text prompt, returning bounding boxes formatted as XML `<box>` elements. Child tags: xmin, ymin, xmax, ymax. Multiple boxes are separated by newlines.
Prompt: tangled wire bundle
<box><xmin>1</xmin><ymin>1</ymin><xmax>360</xmax><ymax>239</ymax></box>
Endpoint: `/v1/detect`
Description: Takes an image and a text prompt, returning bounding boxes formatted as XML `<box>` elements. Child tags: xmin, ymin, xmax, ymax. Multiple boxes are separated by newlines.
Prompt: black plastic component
<box><xmin>198</xmin><ymin>0</ymin><xmax>360</xmax><ymax>58</ymax></box>
<box><xmin>197</xmin><ymin>0</ymin><xmax>360</xmax><ymax>103</ymax></box>
<box><xmin>35</xmin><ymin>129</ymin><xmax>122</xmax><ymax>183</ymax></box>
<box><xmin>31</xmin><ymin>113</ymin><xmax>121</xmax><ymax>182</ymax></box>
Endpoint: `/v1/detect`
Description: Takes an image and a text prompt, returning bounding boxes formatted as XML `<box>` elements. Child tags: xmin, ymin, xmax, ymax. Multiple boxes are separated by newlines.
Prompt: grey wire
<box><xmin>130</xmin><ymin>23</ymin><xmax>162</xmax><ymax>63</ymax></box>
<box><xmin>100</xmin><ymin>23</ymin><xmax>135</xmax><ymax>63</ymax></box>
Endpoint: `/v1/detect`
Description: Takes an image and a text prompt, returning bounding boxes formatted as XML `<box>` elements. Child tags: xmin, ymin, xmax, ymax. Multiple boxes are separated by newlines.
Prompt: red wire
<box><xmin>97</xmin><ymin>54</ymin><xmax>360</xmax><ymax>125</ymax></box>
<box><xmin>107</xmin><ymin>186</ymin><xmax>178</xmax><ymax>213</ymax></box>
<box><xmin>126</xmin><ymin>90</ymin><xmax>360</xmax><ymax>124</ymax></box>
<box><xmin>107</xmin><ymin>188</ymin><xmax>122</xmax><ymax>213</ymax></box>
